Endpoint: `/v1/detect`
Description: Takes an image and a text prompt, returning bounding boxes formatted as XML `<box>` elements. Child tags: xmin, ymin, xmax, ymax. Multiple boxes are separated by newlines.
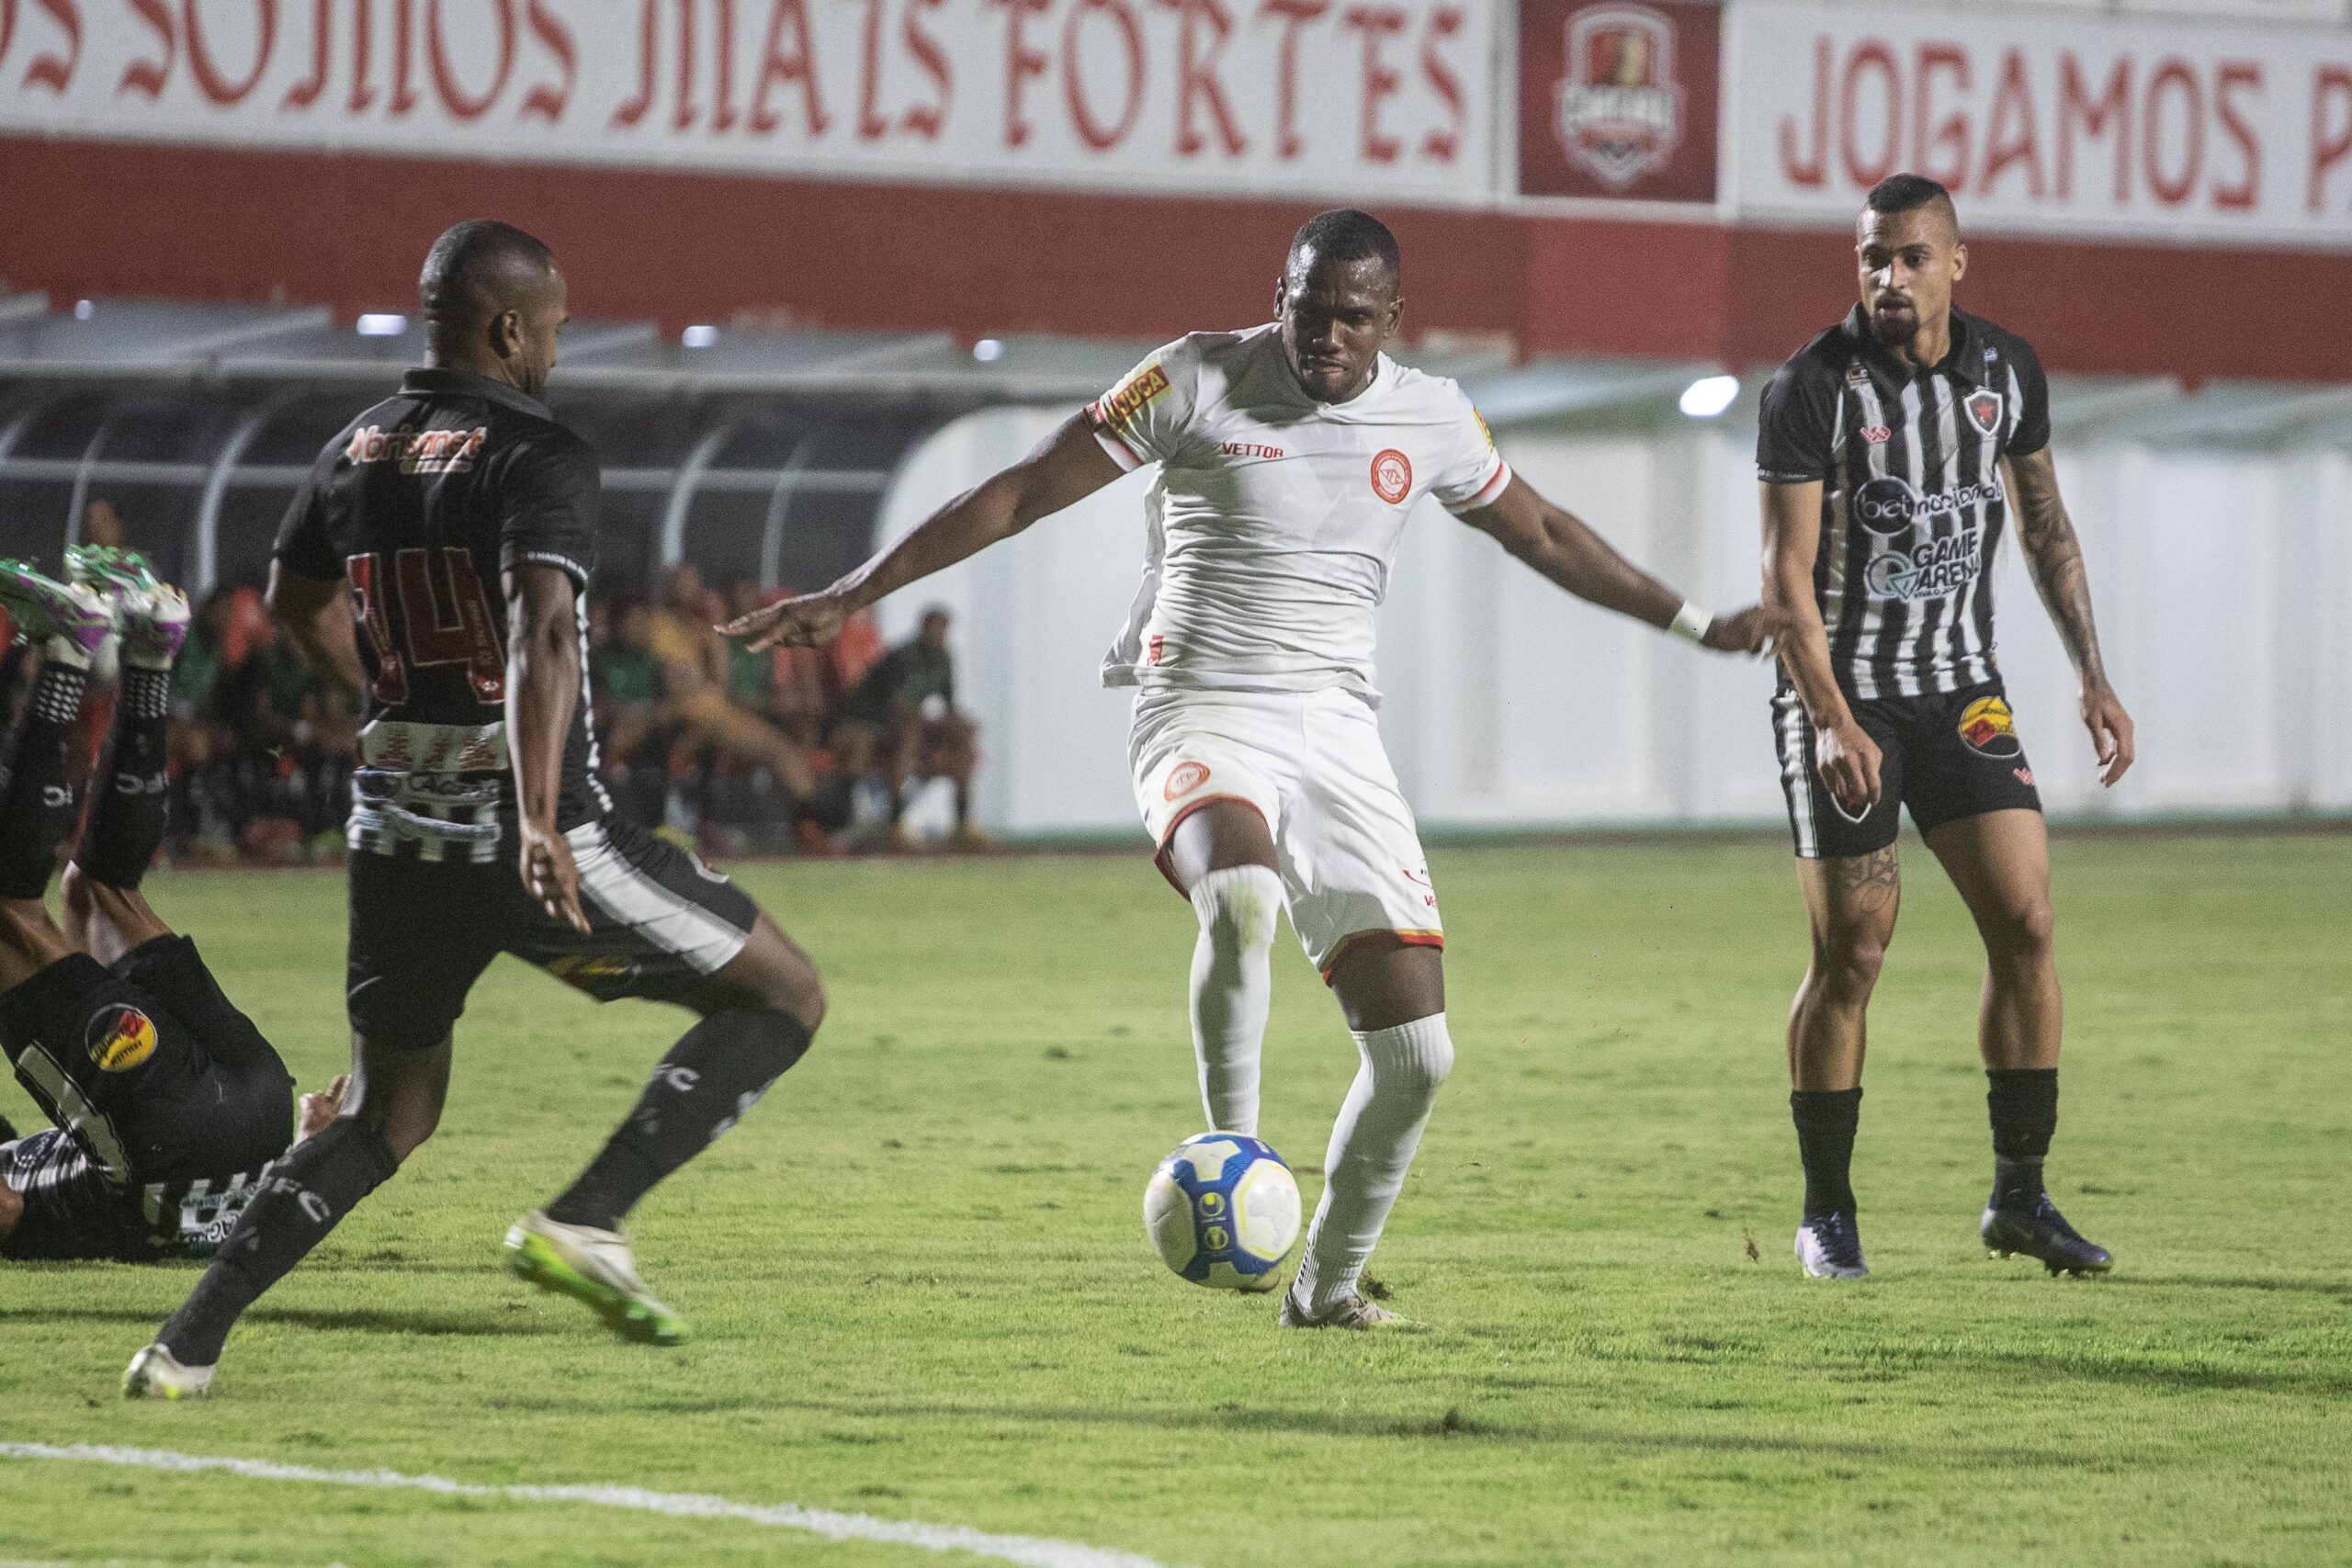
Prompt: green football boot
<box><xmin>504</xmin><ymin>1211</ymin><xmax>692</xmax><ymax>1347</ymax></box>
<box><xmin>0</xmin><ymin>558</ymin><xmax>115</xmax><ymax>660</ymax></box>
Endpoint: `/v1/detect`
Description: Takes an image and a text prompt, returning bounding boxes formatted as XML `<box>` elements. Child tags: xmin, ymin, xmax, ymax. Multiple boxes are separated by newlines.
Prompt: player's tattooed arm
<box><xmin>2003</xmin><ymin>450</ymin><xmax>2135</xmax><ymax>785</ymax></box>
<box><xmin>1761</xmin><ymin>480</ymin><xmax>1882</xmax><ymax>810</ymax></box>
<box><xmin>2005</xmin><ymin>448</ymin><xmax>2107</xmax><ymax>688</ymax></box>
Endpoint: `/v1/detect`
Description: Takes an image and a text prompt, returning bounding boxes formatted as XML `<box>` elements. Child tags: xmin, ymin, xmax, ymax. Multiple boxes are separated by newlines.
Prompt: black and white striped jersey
<box><xmin>274</xmin><ymin>368</ymin><xmax>613</xmax><ymax>862</ymax></box>
<box><xmin>1</xmin><ymin>1127</ymin><xmax>269</xmax><ymax>1261</ymax></box>
<box><xmin>1758</xmin><ymin>306</ymin><xmax>2052</xmax><ymax>699</ymax></box>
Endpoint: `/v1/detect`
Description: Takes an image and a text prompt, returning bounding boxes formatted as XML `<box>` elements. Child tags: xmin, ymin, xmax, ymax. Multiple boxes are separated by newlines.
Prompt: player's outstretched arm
<box><xmin>1459</xmin><ymin>474</ymin><xmax>1783</xmax><ymax>654</ymax></box>
<box><xmin>723</xmin><ymin>414</ymin><xmax>1125</xmax><ymax>651</ymax></box>
<box><xmin>1762</xmin><ymin>479</ymin><xmax>1881</xmax><ymax>812</ymax></box>
<box><xmin>264</xmin><ymin>562</ymin><xmax>367</xmax><ymax>698</ymax></box>
<box><xmin>2002</xmin><ymin>447</ymin><xmax>2133</xmax><ymax>786</ymax></box>
<box><xmin>504</xmin><ymin>562</ymin><xmax>590</xmax><ymax>932</ymax></box>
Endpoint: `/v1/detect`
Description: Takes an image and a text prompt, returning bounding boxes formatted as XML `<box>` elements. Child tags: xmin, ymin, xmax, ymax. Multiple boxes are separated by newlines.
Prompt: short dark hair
<box><xmin>1865</xmin><ymin>174</ymin><xmax>1956</xmax><ymax>223</ymax></box>
<box><xmin>419</xmin><ymin>219</ymin><xmax>557</xmax><ymax>331</ymax></box>
<box><xmin>1287</xmin><ymin>209</ymin><xmax>1401</xmax><ymax>288</ymax></box>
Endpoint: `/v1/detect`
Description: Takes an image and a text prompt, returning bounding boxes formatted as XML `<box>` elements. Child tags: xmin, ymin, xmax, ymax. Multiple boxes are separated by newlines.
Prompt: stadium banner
<box><xmin>0</xmin><ymin>0</ymin><xmax>1494</xmax><ymax>203</ymax></box>
<box><xmin>1516</xmin><ymin>0</ymin><xmax>1720</xmax><ymax>203</ymax></box>
<box><xmin>1729</xmin><ymin>1</ymin><xmax>2352</xmax><ymax>246</ymax></box>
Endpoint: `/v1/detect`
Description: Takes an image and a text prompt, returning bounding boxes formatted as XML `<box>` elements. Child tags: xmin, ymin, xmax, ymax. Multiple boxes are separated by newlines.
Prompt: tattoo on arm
<box><xmin>2007</xmin><ymin>449</ymin><xmax>2108</xmax><ymax>688</ymax></box>
<box><xmin>1832</xmin><ymin>845</ymin><xmax>1900</xmax><ymax>914</ymax></box>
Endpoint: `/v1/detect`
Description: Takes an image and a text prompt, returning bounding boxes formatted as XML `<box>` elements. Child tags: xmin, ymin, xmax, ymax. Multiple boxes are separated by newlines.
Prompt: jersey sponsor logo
<box><xmin>1148</xmin><ymin>633</ymin><xmax>1165</xmax><ymax>665</ymax></box>
<box><xmin>1370</xmin><ymin>448</ymin><xmax>1413</xmax><ymax>504</ymax></box>
<box><xmin>1958</xmin><ymin>695</ymin><xmax>2024</xmax><ymax>759</ymax></box>
<box><xmin>1860</xmin><ymin>424</ymin><xmax>1891</xmax><ymax>444</ymax></box>
<box><xmin>86</xmin><ymin>1005</ymin><xmax>158</xmax><ymax>1073</ymax></box>
<box><xmin>1219</xmin><ymin>442</ymin><xmax>1285</xmax><ymax>459</ymax></box>
<box><xmin>1552</xmin><ymin>6</ymin><xmax>1684</xmax><ymax>188</ymax></box>
<box><xmin>1852</xmin><ymin>475</ymin><xmax>2001</xmax><ymax>536</ymax></box>
<box><xmin>1091</xmin><ymin>364</ymin><xmax>1171</xmax><ymax>431</ymax></box>
<box><xmin>345</xmin><ymin>423</ymin><xmax>488</xmax><ymax>475</ymax></box>
<box><xmin>1965</xmin><ymin>389</ymin><xmax>2005</xmax><ymax>437</ymax></box>
<box><xmin>1164</xmin><ymin>761</ymin><xmax>1212</xmax><ymax>801</ymax></box>
<box><xmin>1865</xmin><ymin>530</ymin><xmax>1983</xmax><ymax>602</ymax></box>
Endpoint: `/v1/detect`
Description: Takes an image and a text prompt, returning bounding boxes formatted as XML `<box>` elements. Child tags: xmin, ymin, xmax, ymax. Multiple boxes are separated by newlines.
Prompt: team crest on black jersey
<box><xmin>1964</xmin><ymin>389</ymin><xmax>2004</xmax><ymax>437</ymax></box>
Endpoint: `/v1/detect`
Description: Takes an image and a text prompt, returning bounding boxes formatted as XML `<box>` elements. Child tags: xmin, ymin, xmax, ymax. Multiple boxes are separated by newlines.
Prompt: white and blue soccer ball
<box><xmin>1144</xmin><ymin>1133</ymin><xmax>1303</xmax><ymax>1292</ymax></box>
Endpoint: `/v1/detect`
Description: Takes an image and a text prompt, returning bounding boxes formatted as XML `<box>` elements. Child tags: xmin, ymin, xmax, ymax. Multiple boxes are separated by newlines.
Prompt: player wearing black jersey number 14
<box><xmin>128</xmin><ymin>220</ymin><xmax>828</xmax><ymax>1399</ymax></box>
<box><xmin>1756</xmin><ymin>175</ymin><xmax>2132</xmax><ymax>1282</ymax></box>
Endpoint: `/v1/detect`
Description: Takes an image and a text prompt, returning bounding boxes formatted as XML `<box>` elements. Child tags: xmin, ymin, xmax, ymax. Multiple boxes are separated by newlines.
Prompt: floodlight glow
<box><xmin>74</xmin><ymin>299</ymin><xmax>94</xmax><ymax>321</ymax></box>
<box><xmin>1678</xmin><ymin>375</ymin><xmax>1739</xmax><ymax>419</ymax></box>
<box><xmin>972</xmin><ymin>337</ymin><xmax>1005</xmax><ymax>363</ymax></box>
<box><xmin>356</xmin><ymin>313</ymin><xmax>408</xmax><ymax>337</ymax></box>
<box><xmin>681</xmin><ymin>323</ymin><xmax>719</xmax><ymax>348</ymax></box>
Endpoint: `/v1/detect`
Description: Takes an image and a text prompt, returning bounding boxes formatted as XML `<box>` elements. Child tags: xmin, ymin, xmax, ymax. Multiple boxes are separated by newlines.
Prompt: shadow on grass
<box><xmin>0</xmin><ymin>1305</ymin><xmax>560</xmax><ymax>1338</ymax></box>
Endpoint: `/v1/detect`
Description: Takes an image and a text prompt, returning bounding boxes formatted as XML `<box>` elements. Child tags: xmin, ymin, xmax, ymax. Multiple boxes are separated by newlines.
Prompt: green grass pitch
<box><xmin>3</xmin><ymin>833</ymin><xmax>2348</xmax><ymax>1566</ymax></box>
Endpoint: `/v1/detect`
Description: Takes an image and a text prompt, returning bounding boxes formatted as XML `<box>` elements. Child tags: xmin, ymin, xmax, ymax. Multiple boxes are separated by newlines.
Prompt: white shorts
<box><xmin>1129</xmin><ymin>687</ymin><xmax>1442</xmax><ymax>979</ymax></box>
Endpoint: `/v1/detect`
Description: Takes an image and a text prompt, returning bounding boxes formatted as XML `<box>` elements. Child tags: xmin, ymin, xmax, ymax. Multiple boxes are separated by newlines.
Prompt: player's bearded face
<box><xmin>1276</xmin><ymin>254</ymin><xmax>1402</xmax><ymax>404</ymax></box>
<box><xmin>1856</xmin><ymin>209</ymin><xmax>1962</xmax><ymax>350</ymax></box>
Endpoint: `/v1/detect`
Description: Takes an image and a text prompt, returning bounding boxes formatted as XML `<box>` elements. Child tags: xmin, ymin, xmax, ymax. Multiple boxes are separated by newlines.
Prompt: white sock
<box><xmin>1187</xmin><ymin>865</ymin><xmax>1281</xmax><ymax>1135</ymax></box>
<box><xmin>1295</xmin><ymin>1011</ymin><xmax>1453</xmax><ymax>1313</ymax></box>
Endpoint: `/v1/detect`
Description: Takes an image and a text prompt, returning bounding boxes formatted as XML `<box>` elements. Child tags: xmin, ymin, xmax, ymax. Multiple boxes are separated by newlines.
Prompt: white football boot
<box><xmin>1795</xmin><ymin>1212</ymin><xmax>1871</xmax><ymax>1279</ymax></box>
<box><xmin>122</xmin><ymin>1343</ymin><xmax>216</xmax><ymax>1400</ymax></box>
<box><xmin>1277</xmin><ymin>1281</ymin><xmax>1426</xmax><ymax>1332</ymax></box>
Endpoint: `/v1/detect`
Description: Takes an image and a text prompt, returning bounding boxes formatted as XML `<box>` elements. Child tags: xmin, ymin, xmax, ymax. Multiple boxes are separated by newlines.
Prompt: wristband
<box><xmin>1668</xmin><ymin>601</ymin><xmax>1713</xmax><ymax>645</ymax></box>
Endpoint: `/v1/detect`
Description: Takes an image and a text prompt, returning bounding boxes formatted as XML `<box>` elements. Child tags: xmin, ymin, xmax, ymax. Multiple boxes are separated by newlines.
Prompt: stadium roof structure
<box><xmin>3</xmin><ymin>293</ymin><xmax>2347</xmax><ymax>595</ymax></box>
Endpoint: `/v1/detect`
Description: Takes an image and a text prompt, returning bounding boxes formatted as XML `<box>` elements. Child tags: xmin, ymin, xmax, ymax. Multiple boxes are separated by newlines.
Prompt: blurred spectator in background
<box><xmin>834</xmin><ymin>606</ymin><xmax>983</xmax><ymax>851</ymax></box>
<box><xmin>641</xmin><ymin>563</ymin><xmax>820</xmax><ymax>809</ymax></box>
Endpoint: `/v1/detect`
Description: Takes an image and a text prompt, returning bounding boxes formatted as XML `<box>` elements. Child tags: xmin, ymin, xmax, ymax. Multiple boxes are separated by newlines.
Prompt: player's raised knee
<box><xmin>1192</xmin><ymin>865</ymin><xmax>1281</xmax><ymax>952</ymax></box>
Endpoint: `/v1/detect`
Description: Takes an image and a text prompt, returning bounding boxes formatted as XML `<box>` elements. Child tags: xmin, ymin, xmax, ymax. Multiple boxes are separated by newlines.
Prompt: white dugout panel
<box><xmin>875</xmin><ymin>404</ymin><xmax>2352</xmax><ymax>839</ymax></box>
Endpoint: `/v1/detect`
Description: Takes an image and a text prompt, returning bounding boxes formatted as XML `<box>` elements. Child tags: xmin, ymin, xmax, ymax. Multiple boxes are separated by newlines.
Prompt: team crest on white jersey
<box><xmin>1370</xmin><ymin>449</ymin><xmax>1413</xmax><ymax>504</ymax></box>
<box><xmin>1964</xmin><ymin>389</ymin><xmax>2004</xmax><ymax>437</ymax></box>
<box><xmin>1553</xmin><ymin>6</ymin><xmax>1684</xmax><ymax>188</ymax></box>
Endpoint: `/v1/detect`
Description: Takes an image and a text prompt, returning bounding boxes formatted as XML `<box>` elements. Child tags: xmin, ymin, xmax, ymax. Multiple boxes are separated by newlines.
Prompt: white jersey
<box><xmin>1088</xmin><ymin>323</ymin><xmax>1510</xmax><ymax>704</ymax></box>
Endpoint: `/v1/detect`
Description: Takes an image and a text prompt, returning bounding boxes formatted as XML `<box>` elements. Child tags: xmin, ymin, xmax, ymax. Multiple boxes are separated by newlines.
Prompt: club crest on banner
<box><xmin>1554</xmin><ymin>6</ymin><xmax>1684</xmax><ymax>187</ymax></box>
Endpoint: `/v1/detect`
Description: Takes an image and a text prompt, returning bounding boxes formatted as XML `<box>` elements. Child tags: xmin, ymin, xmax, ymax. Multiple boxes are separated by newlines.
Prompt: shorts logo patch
<box><xmin>547</xmin><ymin>954</ymin><xmax>638</xmax><ymax>991</ymax></box>
<box><xmin>1370</xmin><ymin>449</ymin><xmax>1413</xmax><ymax>504</ymax></box>
<box><xmin>2014</xmin><ymin>766</ymin><xmax>2037</xmax><ymax>786</ymax></box>
<box><xmin>1958</xmin><ymin>694</ymin><xmax>2023</xmax><ymax>759</ymax></box>
<box><xmin>1965</xmin><ymin>389</ymin><xmax>2004</xmax><ymax>437</ymax></box>
<box><xmin>87</xmin><ymin>1005</ymin><xmax>158</xmax><ymax>1073</ymax></box>
<box><xmin>1164</xmin><ymin>761</ymin><xmax>1212</xmax><ymax>801</ymax></box>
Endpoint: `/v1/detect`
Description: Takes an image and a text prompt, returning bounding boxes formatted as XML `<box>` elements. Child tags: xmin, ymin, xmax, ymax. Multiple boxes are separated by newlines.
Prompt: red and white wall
<box><xmin>5</xmin><ymin>0</ymin><xmax>2352</xmax><ymax>378</ymax></box>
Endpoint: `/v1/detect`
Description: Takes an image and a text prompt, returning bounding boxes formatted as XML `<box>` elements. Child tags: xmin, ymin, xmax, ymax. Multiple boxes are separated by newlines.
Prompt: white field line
<box><xmin>0</xmin><ymin>1443</ymin><xmax>1185</xmax><ymax>1568</ymax></box>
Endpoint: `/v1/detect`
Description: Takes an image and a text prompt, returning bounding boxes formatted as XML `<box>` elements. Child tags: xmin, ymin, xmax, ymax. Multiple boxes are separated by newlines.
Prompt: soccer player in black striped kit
<box><xmin>1757</xmin><ymin>175</ymin><xmax>2134</xmax><ymax>1280</ymax></box>
<box><xmin>126</xmin><ymin>221</ymin><xmax>828</xmax><ymax>1397</ymax></box>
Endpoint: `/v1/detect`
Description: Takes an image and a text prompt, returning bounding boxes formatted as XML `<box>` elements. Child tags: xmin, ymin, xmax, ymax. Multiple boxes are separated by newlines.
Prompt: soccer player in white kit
<box><xmin>731</xmin><ymin>210</ymin><xmax>1779</xmax><ymax>1328</ymax></box>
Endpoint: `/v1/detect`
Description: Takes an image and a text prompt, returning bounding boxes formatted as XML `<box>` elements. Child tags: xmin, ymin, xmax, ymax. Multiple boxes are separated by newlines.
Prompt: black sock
<box><xmin>0</xmin><ymin>652</ymin><xmax>90</xmax><ymax>899</ymax></box>
<box><xmin>73</xmin><ymin>663</ymin><xmax>171</xmax><ymax>889</ymax></box>
<box><xmin>157</xmin><ymin>1120</ymin><xmax>400</xmax><ymax>1366</ymax></box>
<box><xmin>1791</xmin><ymin>1088</ymin><xmax>1863</xmax><ymax>1220</ymax></box>
<box><xmin>1986</xmin><ymin>1067</ymin><xmax>2058</xmax><ymax>1209</ymax></box>
<box><xmin>544</xmin><ymin>1008</ymin><xmax>814</xmax><ymax>1232</ymax></box>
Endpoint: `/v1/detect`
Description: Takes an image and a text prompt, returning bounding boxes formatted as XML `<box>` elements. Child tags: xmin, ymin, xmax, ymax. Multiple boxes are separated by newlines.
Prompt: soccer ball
<box><xmin>1143</xmin><ymin>1133</ymin><xmax>1302</xmax><ymax>1292</ymax></box>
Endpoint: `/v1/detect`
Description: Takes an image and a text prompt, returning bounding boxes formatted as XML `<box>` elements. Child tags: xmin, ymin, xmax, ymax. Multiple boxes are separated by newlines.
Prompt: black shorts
<box><xmin>1771</xmin><ymin>679</ymin><xmax>2043</xmax><ymax>859</ymax></box>
<box><xmin>347</xmin><ymin>814</ymin><xmax>762</xmax><ymax>1052</ymax></box>
<box><xmin>0</xmin><ymin>935</ymin><xmax>296</xmax><ymax>1193</ymax></box>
